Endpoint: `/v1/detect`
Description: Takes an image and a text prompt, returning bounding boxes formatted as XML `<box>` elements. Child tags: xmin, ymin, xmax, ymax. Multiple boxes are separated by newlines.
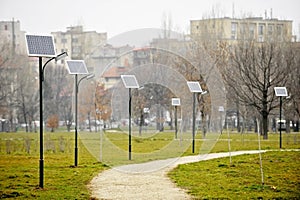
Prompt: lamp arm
<box><xmin>41</xmin><ymin>57</ymin><xmax>56</xmax><ymax>81</ymax></box>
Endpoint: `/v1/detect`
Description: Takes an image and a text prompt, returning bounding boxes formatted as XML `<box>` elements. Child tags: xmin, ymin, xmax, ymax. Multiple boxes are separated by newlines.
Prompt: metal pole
<box><xmin>129</xmin><ymin>88</ymin><xmax>132</xmax><ymax>160</ymax></box>
<box><xmin>175</xmin><ymin>106</ymin><xmax>178</xmax><ymax>139</ymax></box>
<box><xmin>75</xmin><ymin>74</ymin><xmax>78</xmax><ymax>166</ymax></box>
<box><xmin>39</xmin><ymin>57</ymin><xmax>44</xmax><ymax>188</ymax></box>
<box><xmin>279</xmin><ymin>96</ymin><xmax>282</xmax><ymax>149</ymax></box>
<box><xmin>192</xmin><ymin>93</ymin><xmax>196</xmax><ymax>153</ymax></box>
<box><xmin>99</xmin><ymin>112</ymin><xmax>103</xmax><ymax>162</ymax></box>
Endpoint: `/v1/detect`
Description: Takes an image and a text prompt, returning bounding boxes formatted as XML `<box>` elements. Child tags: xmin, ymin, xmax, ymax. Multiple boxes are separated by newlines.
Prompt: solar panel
<box><xmin>187</xmin><ymin>81</ymin><xmax>203</xmax><ymax>93</ymax></box>
<box><xmin>172</xmin><ymin>98</ymin><xmax>181</xmax><ymax>106</ymax></box>
<box><xmin>274</xmin><ymin>87</ymin><xmax>288</xmax><ymax>97</ymax></box>
<box><xmin>121</xmin><ymin>75</ymin><xmax>139</xmax><ymax>88</ymax></box>
<box><xmin>66</xmin><ymin>60</ymin><xmax>89</xmax><ymax>75</ymax></box>
<box><xmin>25</xmin><ymin>34</ymin><xmax>56</xmax><ymax>57</ymax></box>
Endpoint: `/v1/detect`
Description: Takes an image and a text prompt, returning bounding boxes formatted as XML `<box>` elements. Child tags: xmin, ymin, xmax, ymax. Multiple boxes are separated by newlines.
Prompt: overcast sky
<box><xmin>1</xmin><ymin>0</ymin><xmax>300</xmax><ymax>39</ymax></box>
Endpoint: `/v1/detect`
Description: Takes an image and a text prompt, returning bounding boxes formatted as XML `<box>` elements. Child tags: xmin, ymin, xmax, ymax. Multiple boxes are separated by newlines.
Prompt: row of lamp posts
<box><xmin>25</xmin><ymin>34</ymin><xmax>288</xmax><ymax>188</ymax></box>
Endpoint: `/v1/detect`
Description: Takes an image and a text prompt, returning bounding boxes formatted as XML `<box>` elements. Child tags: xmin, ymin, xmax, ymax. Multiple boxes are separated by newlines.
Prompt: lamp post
<box><xmin>40</xmin><ymin>52</ymin><xmax>67</xmax><ymax>188</ymax></box>
<box><xmin>121</xmin><ymin>75</ymin><xmax>140</xmax><ymax>160</ymax></box>
<box><xmin>218</xmin><ymin>106</ymin><xmax>224</xmax><ymax>134</ymax></box>
<box><xmin>187</xmin><ymin>82</ymin><xmax>205</xmax><ymax>153</ymax></box>
<box><xmin>172</xmin><ymin>98</ymin><xmax>181</xmax><ymax>139</ymax></box>
<box><xmin>25</xmin><ymin>34</ymin><xmax>67</xmax><ymax>188</ymax></box>
<box><xmin>274</xmin><ymin>87</ymin><xmax>288</xmax><ymax>149</ymax></box>
<box><xmin>66</xmin><ymin>60</ymin><xmax>93</xmax><ymax>166</ymax></box>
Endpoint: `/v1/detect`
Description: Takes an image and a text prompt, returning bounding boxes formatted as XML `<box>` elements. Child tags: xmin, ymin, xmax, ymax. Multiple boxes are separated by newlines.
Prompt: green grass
<box><xmin>0</xmin><ymin>131</ymin><xmax>107</xmax><ymax>199</ymax></box>
<box><xmin>0</xmin><ymin>130</ymin><xmax>299</xmax><ymax>199</ymax></box>
<box><xmin>168</xmin><ymin>151</ymin><xmax>300</xmax><ymax>199</ymax></box>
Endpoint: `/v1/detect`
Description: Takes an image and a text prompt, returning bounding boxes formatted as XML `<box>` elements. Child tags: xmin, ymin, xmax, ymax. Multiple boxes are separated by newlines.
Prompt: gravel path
<box><xmin>89</xmin><ymin>150</ymin><xmax>265</xmax><ymax>200</ymax></box>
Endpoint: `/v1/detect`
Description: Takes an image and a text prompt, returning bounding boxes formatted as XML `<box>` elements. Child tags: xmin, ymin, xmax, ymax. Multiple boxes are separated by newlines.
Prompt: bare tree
<box><xmin>285</xmin><ymin>43</ymin><xmax>300</xmax><ymax>131</ymax></box>
<box><xmin>223</xmin><ymin>41</ymin><xmax>295</xmax><ymax>139</ymax></box>
<box><xmin>43</xmin><ymin>62</ymin><xmax>70</xmax><ymax>129</ymax></box>
<box><xmin>16</xmin><ymin>62</ymin><xmax>39</xmax><ymax>132</ymax></box>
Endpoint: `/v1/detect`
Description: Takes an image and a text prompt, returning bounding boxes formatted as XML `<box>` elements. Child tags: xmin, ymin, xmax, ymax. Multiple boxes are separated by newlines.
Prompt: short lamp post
<box><xmin>274</xmin><ymin>87</ymin><xmax>288</xmax><ymax>149</ymax></box>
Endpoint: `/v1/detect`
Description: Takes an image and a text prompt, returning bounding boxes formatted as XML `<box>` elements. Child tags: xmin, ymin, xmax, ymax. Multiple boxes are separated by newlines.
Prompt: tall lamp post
<box><xmin>274</xmin><ymin>87</ymin><xmax>288</xmax><ymax>149</ymax></box>
<box><xmin>121</xmin><ymin>75</ymin><xmax>140</xmax><ymax>160</ymax></box>
<box><xmin>187</xmin><ymin>81</ymin><xmax>204</xmax><ymax>153</ymax></box>
<box><xmin>66</xmin><ymin>60</ymin><xmax>94</xmax><ymax>166</ymax></box>
<box><xmin>25</xmin><ymin>34</ymin><xmax>68</xmax><ymax>188</ymax></box>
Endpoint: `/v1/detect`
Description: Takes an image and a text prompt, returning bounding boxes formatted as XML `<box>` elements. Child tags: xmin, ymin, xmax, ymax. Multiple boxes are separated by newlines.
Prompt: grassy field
<box><xmin>0</xmin><ymin>131</ymin><xmax>107</xmax><ymax>199</ymax></box>
<box><xmin>0</xmin><ymin>129</ymin><xmax>299</xmax><ymax>199</ymax></box>
<box><xmin>168</xmin><ymin>151</ymin><xmax>300</xmax><ymax>199</ymax></box>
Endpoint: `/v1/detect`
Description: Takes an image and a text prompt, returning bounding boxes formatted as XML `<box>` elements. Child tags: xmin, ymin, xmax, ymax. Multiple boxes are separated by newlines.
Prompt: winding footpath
<box><xmin>89</xmin><ymin>150</ymin><xmax>266</xmax><ymax>200</ymax></box>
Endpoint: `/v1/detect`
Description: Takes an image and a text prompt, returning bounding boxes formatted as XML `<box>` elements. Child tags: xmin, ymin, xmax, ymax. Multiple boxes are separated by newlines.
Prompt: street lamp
<box><xmin>172</xmin><ymin>98</ymin><xmax>181</xmax><ymax>139</ymax></box>
<box><xmin>187</xmin><ymin>81</ymin><xmax>205</xmax><ymax>153</ymax></box>
<box><xmin>25</xmin><ymin>34</ymin><xmax>68</xmax><ymax>188</ymax></box>
<box><xmin>274</xmin><ymin>87</ymin><xmax>288</xmax><ymax>149</ymax></box>
<box><xmin>121</xmin><ymin>75</ymin><xmax>140</xmax><ymax>160</ymax></box>
<box><xmin>218</xmin><ymin>106</ymin><xmax>224</xmax><ymax>134</ymax></box>
<box><xmin>66</xmin><ymin>60</ymin><xmax>94</xmax><ymax>166</ymax></box>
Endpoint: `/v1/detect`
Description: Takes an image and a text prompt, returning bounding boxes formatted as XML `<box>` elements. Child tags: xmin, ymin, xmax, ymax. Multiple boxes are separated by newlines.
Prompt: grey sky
<box><xmin>1</xmin><ymin>0</ymin><xmax>299</xmax><ymax>39</ymax></box>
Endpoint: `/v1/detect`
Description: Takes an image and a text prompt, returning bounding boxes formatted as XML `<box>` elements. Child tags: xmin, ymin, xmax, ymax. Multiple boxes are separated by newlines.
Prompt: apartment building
<box><xmin>0</xmin><ymin>19</ymin><xmax>26</xmax><ymax>55</ymax></box>
<box><xmin>52</xmin><ymin>25</ymin><xmax>107</xmax><ymax>61</ymax></box>
<box><xmin>190</xmin><ymin>17</ymin><xmax>293</xmax><ymax>42</ymax></box>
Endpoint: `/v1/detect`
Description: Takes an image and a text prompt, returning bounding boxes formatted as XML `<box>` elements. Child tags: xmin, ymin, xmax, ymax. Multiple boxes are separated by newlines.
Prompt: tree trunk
<box><xmin>262</xmin><ymin>112</ymin><xmax>268</xmax><ymax>139</ymax></box>
<box><xmin>139</xmin><ymin>111</ymin><xmax>143</xmax><ymax>136</ymax></box>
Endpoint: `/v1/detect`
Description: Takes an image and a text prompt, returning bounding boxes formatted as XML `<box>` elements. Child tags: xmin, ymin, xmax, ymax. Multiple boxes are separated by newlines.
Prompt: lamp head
<box><xmin>55</xmin><ymin>52</ymin><xmax>68</xmax><ymax>61</ymax></box>
<box><xmin>86</xmin><ymin>73</ymin><xmax>95</xmax><ymax>80</ymax></box>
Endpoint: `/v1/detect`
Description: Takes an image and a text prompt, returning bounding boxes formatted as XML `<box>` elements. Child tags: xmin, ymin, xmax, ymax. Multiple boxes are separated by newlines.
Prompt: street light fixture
<box><xmin>66</xmin><ymin>60</ymin><xmax>93</xmax><ymax>166</ymax></box>
<box><xmin>274</xmin><ymin>87</ymin><xmax>288</xmax><ymax>149</ymax></box>
<box><xmin>121</xmin><ymin>75</ymin><xmax>140</xmax><ymax>160</ymax></box>
<box><xmin>25</xmin><ymin>34</ymin><xmax>68</xmax><ymax>188</ymax></box>
<box><xmin>187</xmin><ymin>81</ymin><xmax>203</xmax><ymax>153</ymax></box>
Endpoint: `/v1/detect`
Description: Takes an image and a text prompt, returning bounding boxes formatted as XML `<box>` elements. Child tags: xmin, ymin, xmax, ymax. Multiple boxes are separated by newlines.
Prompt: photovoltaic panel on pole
<box><xmin>121</xmin><ymin>75</ymin><xmax>139</xmax><ymax>88</ymax></box>
<box><xmin>187</xmin><ymin>81</ymin><xmax>203</xmax><ymax>93</ymax></box>
<box><xmin>66</xmin><ymin>60</ymin><xmax>89</xmax><ymax>75</ymax></box>
<box><xmin>274</xmin><ymin>87</ymin><xmax>288</xmax><ymax>97</ymax></box>
<box><xmin>25</xmin><ymin>34</ymin><xmax>56</xmax><ymax>57</ymax></box>
<box><xmin>172</xmin><ymin>98</ymin><xmax>181</xmax><ymax>106</ymax></box>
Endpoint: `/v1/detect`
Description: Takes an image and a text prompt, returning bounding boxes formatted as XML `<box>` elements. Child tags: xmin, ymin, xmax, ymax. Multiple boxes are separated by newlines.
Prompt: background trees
<box><xmin>222</xmin><ymin>41</ymin><xmax>296</xmax><ymax>139</ymax></box>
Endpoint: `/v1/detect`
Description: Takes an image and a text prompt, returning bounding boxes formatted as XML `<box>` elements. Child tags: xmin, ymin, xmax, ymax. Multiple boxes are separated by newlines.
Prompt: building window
<box><xmin>240</xmin><ymin>23</ymin><xmax>246</xmax><ymax>35</ymax></box>
<box><xmin>72</xmin><ymin>38</ymin><xmax>78</xmax><ymax>43</ymax></box>
<box><xmin>258</xmin><ymin>24</ymin><xmax>265</xmax><ymax>35</ymax></box>
<box><xmin>268</xmin><ymin>24</ymin><xmax>274</xmax><ymax>35</ymax></box>
<box><xmin>276</xmin><ymin>24</ymin><xmax>283</xmax><ymax>36</ymax></box>
<box><xmin>231</xmin><ymin>22</ymin><xmax>238</xmax><ymax>39</ymax></box>
<box><xmin>4</xmin><ymin>25</ymin><xmax>8</xmax><ymax>30</ymax></box>
<box><xmin>249</xmin><ymin>23</ymin><xmax>255</xmax><ymax>39</ymax></box>
<box><xmin>61</xmin><ymin>38</ymin><xmax>67</xmax><ymax>43</ymax></box>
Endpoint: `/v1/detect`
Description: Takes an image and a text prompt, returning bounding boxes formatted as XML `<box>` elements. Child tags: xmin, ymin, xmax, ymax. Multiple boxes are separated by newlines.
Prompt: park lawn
<box><xmin>168</xmin><ymin>150</ymin><xmax>300</xmax><ymax>199</ymax></box>
<box><xmin>0</xmin><ymin>131</ymin><xmax>107</xmax><ymax>199</ymax></box>
<box><xmin>0</xmin><ymin>130</ymin><xmax>299</xmax><ymax>199</ymax></box>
